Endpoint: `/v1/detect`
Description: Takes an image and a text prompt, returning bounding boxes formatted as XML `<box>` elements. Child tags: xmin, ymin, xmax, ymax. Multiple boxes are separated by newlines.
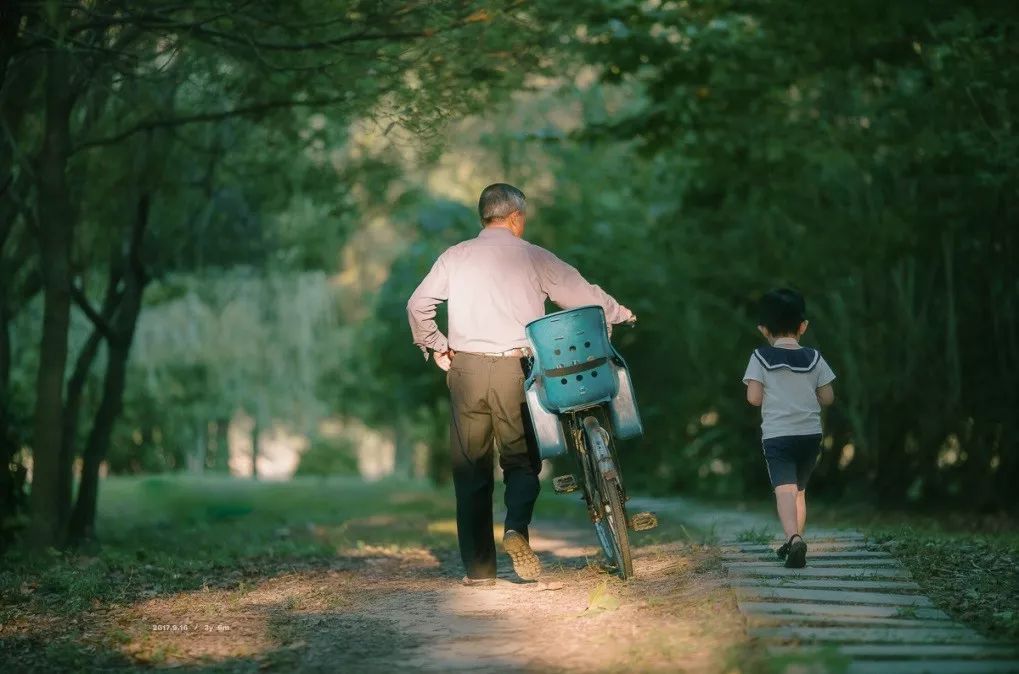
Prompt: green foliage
<box><xmin>4</xmin><ymin>0</ymin><xmax>1016</xmax><ymax>521</ymax></box>
<box><xmin>736</xmin><ymin>527</ymin><xmax>773</xmax><ymax>545</ymax></box>
<box><xmin>525</xmin><ymin>0</ymin><xmax>1018</xmax><ymax>507</ymax></box>
<box><xmin>294</xmin><ymin>437</ymin><xmax>359</xmax><ymax>477</ymax></box>
<box><xmin>323</xmin><ymin>196</ymin><xmax>478</xmax><ymax>481</ymax></box>
<box><xmin>873</xmin><ymin>524</ymin><xmax>1018</xmax><ymax>639</ymax></box>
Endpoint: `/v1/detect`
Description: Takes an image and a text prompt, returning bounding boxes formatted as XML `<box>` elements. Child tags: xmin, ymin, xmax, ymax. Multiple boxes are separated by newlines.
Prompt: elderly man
<box><xmin>407</xmin><ymin>183</ymin><xmax>635</xmax><ymax>586</ymax></box>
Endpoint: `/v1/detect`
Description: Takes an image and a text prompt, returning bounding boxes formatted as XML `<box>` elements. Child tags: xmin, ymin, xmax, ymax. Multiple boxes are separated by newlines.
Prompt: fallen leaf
<box><xmin>586</xmin><ymin>580</ymin><xmax>620</xmax><ymax>612</ymax></box>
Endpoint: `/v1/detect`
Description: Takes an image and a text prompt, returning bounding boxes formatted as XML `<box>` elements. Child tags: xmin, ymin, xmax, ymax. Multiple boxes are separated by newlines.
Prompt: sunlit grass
<box><xmin>0</xmin><ymin>475</ymin><xmax>460</xmax><ymax>670</ymax></box>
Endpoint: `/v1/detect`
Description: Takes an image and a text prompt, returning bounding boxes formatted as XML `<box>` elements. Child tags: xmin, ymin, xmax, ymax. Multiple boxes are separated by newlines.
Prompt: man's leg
<box><xmin>490</xmin><ymin>357</ymin><xmax>542</xmax><ymax>580</ymax></box>
<box><xmin>448</xmin><ymin>355</ymin><xmax>497</xmax><ymax>579</ymax></box>
<box><xmin>490</xmin><ymin>359</ymin><xmax>540</xmax><ymax>538</ymax></box>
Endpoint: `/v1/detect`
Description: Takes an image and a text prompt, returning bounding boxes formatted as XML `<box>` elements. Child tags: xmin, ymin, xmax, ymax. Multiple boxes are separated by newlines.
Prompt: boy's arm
<box><xmin>815</xmin><ymin>355</ymin><xmax>836</xmax><ymax>407</ymax></box>
<box><xmin>746</xmin><ymin>380</ymin><xmax>764</xmax><ymax>406</ymax></box>
<box><xmin>816</xmin><ymin>384</ymin><xmax>835</xmax><ymax>406</ymax></box>
<box><xmin>742</xmin><ymin>353</ymin><xmax>765</xmax><ymax>406</ymax></box>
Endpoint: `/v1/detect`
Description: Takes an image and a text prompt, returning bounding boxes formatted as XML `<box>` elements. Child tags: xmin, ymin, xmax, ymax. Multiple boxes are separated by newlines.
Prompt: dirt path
<box><xmin>276</xmin><ymin>522</ymin><xmax>744</xmax><ymax>673</ymax></box>
<box><xmin>122</xmin><ymin>515</ymin><xmax>747</xmax><ymax>673</ymax></box>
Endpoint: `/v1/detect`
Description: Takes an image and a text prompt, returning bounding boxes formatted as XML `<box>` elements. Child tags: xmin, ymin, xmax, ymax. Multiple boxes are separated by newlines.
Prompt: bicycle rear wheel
<box><xmin>583</xmin><ymin>416</ymin><xmax>633</xmax><ymax>579</ymax></box>
<box><xmin>601</xmin><ymin>475</ymin><xmax>633</xmax><ymax>579</ymax></box>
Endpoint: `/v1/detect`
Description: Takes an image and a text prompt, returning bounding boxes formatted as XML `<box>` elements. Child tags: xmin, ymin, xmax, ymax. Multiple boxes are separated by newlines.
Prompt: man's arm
<box><xmin>406</xmin><ymin>254</ymin><xmax>450</xmax><ymax>359</ymax></box>
<box><xmin>534</xmin><ymin>247</ymin><xmax>633</xmax><ymax>324</ymax></box>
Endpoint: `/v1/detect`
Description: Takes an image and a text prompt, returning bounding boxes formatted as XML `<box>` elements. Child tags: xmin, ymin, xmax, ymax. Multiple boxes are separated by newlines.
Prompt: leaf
<box><xmin>465</xmin><ymin>9</ymin><xmax>490</xmax><ymax>23</ymax></box>
<box><xmin>586</xmin><ymin>580</ymin><xmax>620</xmax><ymax>612</ymax></box>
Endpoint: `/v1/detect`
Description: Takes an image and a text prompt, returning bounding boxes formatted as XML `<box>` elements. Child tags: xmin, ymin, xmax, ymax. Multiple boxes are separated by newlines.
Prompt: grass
<box><xmin>736</xmin><ymin>526</ymin><xmax>774</xmax><ymax>545</ymax></box>
<box><xmin>1</xmin><ymin>474</ymin><xmax>762</xmax><ymax>673</ymax></box>
<box><xmin>864</xmin><ymin>523</ymin><xmax>1018</xmax><ymax>640</ymax></box>
<box><xmin>803</xmin><ymin>501</ymin><xmax>1019</xmax><ymax>641</ymax></box>
<box><xmin>0</xmin><ymin>475</ymin><xmax>460</xmax><ymax>670</ymax></box>
<box><xmin>726</xmin><ymin>644</ymin><xmax>851</xmax><ymax>674</ymax></box>
<box><xmin>12</xmin><ymin>473</ymin><xmax>1009</xmax><ymax>672</ymax></box>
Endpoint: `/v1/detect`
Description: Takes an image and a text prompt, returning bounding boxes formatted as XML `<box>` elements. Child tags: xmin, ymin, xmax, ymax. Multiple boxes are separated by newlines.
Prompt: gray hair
<box><xmin>478</xmin><ymin>183</ymin><xmax>526</xmax><ymax>224</ymax></box>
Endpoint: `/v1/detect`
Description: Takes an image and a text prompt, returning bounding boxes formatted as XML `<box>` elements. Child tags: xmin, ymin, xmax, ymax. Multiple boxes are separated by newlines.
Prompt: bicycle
<box><xmin>523</xmin><ymin>305</ymin><xmax>657</xmax><ymax>579</ymax></box>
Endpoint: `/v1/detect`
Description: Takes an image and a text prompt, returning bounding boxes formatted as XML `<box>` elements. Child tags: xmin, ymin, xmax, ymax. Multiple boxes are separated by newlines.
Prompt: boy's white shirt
<box><xmin>743</xmin><ymin>341</ymin><xmax>836</xmax><ymax>440</ymax></box>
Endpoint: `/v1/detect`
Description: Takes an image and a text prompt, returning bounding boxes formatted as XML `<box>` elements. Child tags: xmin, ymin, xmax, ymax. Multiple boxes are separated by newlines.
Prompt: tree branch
<box><xmin>71</xmin><ymin>283</ymin><xmax>120</xmax><ymax>343</ymax></box>
<box><xmin>62</xmin><ymin>6</ymin><xmax>459</xmax><ymax>53</ymax></box>
<box><xmin>72</xmin><ymin>94</ymin><xmax>357</xmax><ymax>152</ymax></box>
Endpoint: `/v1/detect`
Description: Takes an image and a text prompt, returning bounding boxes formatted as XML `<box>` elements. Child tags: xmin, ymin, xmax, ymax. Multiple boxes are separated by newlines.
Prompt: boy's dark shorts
<box><xmin>762</xmin><ymin>434</ymin><xmax>822</xmax><ymax>490</ymax></box>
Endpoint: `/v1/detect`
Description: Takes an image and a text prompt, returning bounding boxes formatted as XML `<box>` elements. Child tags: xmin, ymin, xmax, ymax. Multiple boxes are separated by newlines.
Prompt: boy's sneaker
<box><xmin>776</xmin><ymin>540</ymin><xmax>791</xmax><ymax>560</ymax></box>
<box><xmin>503</xmin><ymin>530</ymin><xmax>542</xmax><ymax>581</ymax></box>
<box><xmin>784</xmin><ymin>535</ymin><xmax>807</xmax><ymax>569</ymax></box>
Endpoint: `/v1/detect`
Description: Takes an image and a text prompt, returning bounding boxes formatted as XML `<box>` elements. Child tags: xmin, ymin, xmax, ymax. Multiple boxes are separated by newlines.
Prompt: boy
<box><xmin>743</xmin><ymin>288</ymin><xmax>836</xmax><ymax>568</ymax></box>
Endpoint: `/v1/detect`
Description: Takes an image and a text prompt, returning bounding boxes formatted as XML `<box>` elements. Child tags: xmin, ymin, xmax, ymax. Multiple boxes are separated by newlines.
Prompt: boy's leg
<box><xmin>763</xmin><ymin>437</ymin><xmax>800</xmax><ymax>539</ymax></box>
<box><xmin>793</xmin><ymin>434</ymin><xmax>822</xmax><ymax>535</ymax></box>
<box><xmin>796</xmin><ymin>490</ymin><xmax>807</xmax><ymax>534</ymax></box>
<box><xmin>774</xmin><ymin>484</ymin><xmax>799</xmax><ymax>539</ymax></box>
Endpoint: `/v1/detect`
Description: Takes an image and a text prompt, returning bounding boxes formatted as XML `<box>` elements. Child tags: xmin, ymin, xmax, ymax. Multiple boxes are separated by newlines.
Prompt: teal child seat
<box><xmin>526</xmin><ymin>306</ymin><xmax>619</xmax><ymax>412</ymax></box>
<box><xmin>524</xmin><ymin>306</ymin><xmax>644</xmax><ymax>459</ymax></box>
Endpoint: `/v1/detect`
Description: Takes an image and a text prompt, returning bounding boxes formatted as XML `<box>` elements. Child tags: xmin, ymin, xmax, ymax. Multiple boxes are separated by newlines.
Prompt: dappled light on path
<box><xmin>94</xmin><ymin>520</ymin><xmax>745</xmax><ymax>672</ymax></box>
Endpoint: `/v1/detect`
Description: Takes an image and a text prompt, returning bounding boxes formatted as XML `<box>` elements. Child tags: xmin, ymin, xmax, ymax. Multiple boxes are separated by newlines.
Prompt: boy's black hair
<box><xmin>758</xmin><ymin>288</ymin><xmax>806</xmax><ymax>336</ymax></box>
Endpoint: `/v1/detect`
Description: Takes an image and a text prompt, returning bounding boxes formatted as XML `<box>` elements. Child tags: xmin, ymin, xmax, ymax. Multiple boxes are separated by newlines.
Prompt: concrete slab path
<box><xmin>632</xmin><ymin>496</ymin><xmax>1019</xmax><ymax>673</ymax></box>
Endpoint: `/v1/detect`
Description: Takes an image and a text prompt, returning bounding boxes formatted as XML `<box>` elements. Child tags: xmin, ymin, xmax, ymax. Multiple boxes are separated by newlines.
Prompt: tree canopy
<box><xmin>1</xmin><ymin>0</ymin><xmax>1016</xmax><ymax>552</ymax></box>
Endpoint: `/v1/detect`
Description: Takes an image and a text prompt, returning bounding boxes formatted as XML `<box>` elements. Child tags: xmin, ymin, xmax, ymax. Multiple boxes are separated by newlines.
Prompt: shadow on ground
<box><xmin>1</xmin><ymin>518</ymin><xmax>745</xmax><ymax>673</ymax></box>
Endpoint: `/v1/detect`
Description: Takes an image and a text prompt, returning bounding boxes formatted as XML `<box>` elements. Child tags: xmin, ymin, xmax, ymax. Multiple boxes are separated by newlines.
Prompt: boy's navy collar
<box><xmin>753</xmin><ymin>345</ymin><xmax>820</xmax><ymax>373</ymax></box>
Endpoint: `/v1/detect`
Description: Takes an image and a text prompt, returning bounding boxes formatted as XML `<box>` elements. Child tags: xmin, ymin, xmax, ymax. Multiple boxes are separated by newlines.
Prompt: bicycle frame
<box><xmin>522</xmin><ymin>306</ymin><xmax>650</xmax><ymax>578</ymax></box>
<box><xmin>560</xmin><ymin>410</ymin><xmax>620</xmax><ymax>516</ymax></box>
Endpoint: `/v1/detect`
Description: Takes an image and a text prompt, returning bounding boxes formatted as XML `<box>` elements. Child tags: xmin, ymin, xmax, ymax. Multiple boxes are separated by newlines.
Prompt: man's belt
<box><xmin>460</xmin><ymin>347</ymin><xmax>533</xmax><ymax>358</ymax></box>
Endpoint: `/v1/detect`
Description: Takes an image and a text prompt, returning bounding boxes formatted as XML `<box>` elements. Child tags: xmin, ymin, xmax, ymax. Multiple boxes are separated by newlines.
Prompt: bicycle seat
<box><xmin>525</xmin><ymin>306</ymin><xmax>620</xmax><ymax>413</ymax></box>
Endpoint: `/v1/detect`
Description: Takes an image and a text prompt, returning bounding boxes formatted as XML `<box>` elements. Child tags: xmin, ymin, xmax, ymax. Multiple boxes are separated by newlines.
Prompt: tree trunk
<box><xmin>0</xmin><ymin>1</ymin><xmax>23</xmax><ymax>93</ymax></box>
<box><xmin>0</xmin><ymin>223</ymin><xmax>39</xmax><ymax>554</ymax></box>
<box><xmin>189</xmin><ymin>420</ymin><xmax>207</xmax><ymax>473</ymax></box>
<box><xmin>68</xmin><ymin>194</ymin><xmax>150</xmax><ymax>544</ymax></box>
<box><xmin>213</xmin><ymin>417</ymin><xmax>229</xmax><ymax>472</ymax></box>
<box><xmin>0</xmin><ymin>299</ymin><xmax>9</xmax><ymax>401</ymax></box>
<box><xmin>0</xmin><ymin>299</ymin><xmax>18</xmax><ymax>554</ymax></box>
<box><xmin>251</xmin><ymin>416</ymin><xmax>260</xmax><ymax>480</ymax></box>
<box><xmin>59</xmin><ymin>270</ymin><xmax>122</xmax><ymax>531</ymax></box>
<box><xmin>28</xmin><ymin>43</ymin><xmax>75</xmax><ymax>549</ymax></box>
<box><xmin>392</xmin><ymin>413</ymin><xmax>414</xmax><ymax>479</ymax></box>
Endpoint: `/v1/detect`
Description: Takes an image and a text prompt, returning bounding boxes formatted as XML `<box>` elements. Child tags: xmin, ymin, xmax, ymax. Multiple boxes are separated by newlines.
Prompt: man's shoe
<box><xmin>784</xmin><ymin>535</ymin><xmax>807</xmax><ymax>569</ymax></box>
<box><xmin>776</xmin><ymin>540</ymin><xmax>791</xmax><ymax>560</ymax></box>
<box><xmin>461</xmin><ymin>576</ymin><xmax>496</xmax><ymax>587</ymax></box>
<box><xmin>503</xmin><ymin>530</ymin><xmax>542</xmax><ymax>581</ymax></box>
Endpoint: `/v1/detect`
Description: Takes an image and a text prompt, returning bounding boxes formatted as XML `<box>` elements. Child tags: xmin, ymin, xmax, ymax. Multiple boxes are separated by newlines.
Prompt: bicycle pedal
<box><xmin>552</xmin><ymin>474</ymin><xmax>579</xmax><ymax>494</ymax></box>
<box><xmin>629</xmin><ymin>511</ymin><xmax>658</xmax><ymax>531</ymax></box>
